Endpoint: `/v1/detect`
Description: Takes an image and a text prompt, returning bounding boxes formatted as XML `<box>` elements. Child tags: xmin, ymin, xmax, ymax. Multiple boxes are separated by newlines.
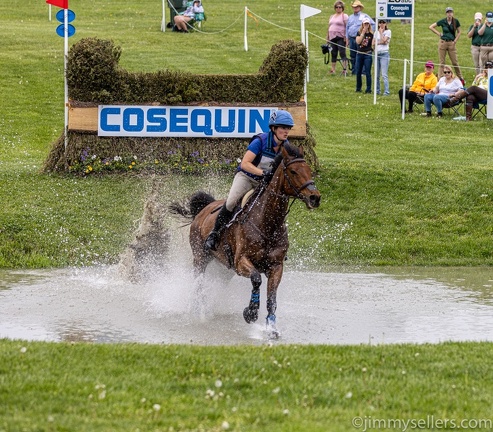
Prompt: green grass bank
<box><xmin>2</xmin><ymin>340</ymin><xmax>493</xmax><ymax>431</ymax></box>
<box><xmin>1</xmin><ymin>0</ymin><xmax>492</xmax><ymax>268</ymax></box>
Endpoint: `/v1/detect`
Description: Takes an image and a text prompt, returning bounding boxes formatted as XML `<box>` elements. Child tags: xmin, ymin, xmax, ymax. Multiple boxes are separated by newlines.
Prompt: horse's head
<box><xmin>277</xmin><ymin>143</ymin><xmax>321</xmax><ymax>209</ymax></box>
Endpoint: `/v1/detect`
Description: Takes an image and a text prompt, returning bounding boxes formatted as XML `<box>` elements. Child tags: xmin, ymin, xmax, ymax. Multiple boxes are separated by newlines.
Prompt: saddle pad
<box><xmin>241</xmin><ymin>189</ymin><xmax>255</xmax><ymax>208</ymax></box>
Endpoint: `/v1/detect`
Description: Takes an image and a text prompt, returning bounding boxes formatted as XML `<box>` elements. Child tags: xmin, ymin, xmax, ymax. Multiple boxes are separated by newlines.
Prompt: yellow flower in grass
<box><xmin>131</xmin><ymin>161</ymin><xmax>136</xmax><ymax>166</ymax></box>
<box><xmin>128</xmin><ymin>165</ymin><xmax>133</xmax><ymax>169</ymax></box>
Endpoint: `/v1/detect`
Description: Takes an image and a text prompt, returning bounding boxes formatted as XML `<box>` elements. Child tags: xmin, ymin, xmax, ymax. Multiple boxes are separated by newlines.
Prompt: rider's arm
<box><xmin>240</xmin><ymin>150</ymin><xmax>264</xmax><ymax>176</ymax></box>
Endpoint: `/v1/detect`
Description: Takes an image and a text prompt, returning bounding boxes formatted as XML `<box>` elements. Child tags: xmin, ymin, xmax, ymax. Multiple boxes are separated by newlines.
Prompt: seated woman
<box><xmin>421</xmin><ymin>66</ymin><xmax>463</xmax><ymax>118</ymax></box>
<box><xmin>173</xmin><ymin>0</ymin><xmax>204</xmax><ymax>33</ymax></box>
<box><xmin>449</xmin><ymin>61</ymin><xmax>492</xmax><ymax>120</ymax></box>
<box><xmin>398</xmin><ymin>61</ymin><xmax>437</xmax><ymax>113</ymax></box>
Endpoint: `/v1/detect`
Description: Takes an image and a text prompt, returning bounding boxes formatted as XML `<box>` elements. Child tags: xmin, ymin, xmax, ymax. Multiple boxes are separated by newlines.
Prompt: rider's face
<box><xmin>274</xmin><ymin>126</ymin><xmax>292</xmax><ymax>141</ymax></box>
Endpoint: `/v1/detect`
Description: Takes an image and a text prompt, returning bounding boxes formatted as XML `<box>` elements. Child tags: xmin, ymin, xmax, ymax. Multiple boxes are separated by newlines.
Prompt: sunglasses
<box><xmin>444</xmin><ymin>71</ymin><xmax>452</xmax><ymax>74</ymax></box>
<box><xmin>335</xmin><ymin>5</ymin><xmax>343</xmax><ymax>8</ymax></box>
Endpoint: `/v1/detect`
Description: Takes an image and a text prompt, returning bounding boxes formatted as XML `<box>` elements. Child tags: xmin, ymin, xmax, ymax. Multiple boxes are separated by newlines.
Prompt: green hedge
<box><xmin>43</xmin><ymin>38</ymin><xmax>318</xmax><ymax>174</ymax></box>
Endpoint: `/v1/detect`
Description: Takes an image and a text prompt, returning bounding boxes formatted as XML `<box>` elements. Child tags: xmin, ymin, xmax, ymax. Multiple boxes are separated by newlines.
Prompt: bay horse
<box><xmin>170</xmin><ymin>143</ymin><xmax>320</xmax><ymax>338</ymax></box>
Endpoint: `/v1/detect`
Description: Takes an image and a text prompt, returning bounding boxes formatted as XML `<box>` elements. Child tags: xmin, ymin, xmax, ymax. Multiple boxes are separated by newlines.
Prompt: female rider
<box><xmin>204</xmin><ymin>110</ymin><xmax>295</xmax><ymax>251</ymax></box>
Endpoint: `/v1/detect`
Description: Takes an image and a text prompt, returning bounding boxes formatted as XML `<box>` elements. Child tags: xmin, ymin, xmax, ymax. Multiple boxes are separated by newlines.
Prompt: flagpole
<box><xmin>244</xmin><ymin>7</ymin><xmax>248</xmax><ymax>52</ymax></box>
<box><xmin>64</xmin><ymin>8</ymin><xmax>68</xmax><ymax>151</ymax></box>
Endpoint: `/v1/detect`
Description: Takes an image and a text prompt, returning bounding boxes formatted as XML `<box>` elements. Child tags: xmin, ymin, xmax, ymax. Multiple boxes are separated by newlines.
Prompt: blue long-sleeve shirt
<box><xmin>346</xmin><ymin>12</ymin><xmax>375</xmax><ymax>38</ymax></box>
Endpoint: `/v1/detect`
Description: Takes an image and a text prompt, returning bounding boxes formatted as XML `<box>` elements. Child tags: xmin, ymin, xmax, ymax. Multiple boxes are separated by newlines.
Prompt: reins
<box><xmin>236</xmin><ymin>156</ymin><xmax>313</xmax><ymax>226</ymax></box>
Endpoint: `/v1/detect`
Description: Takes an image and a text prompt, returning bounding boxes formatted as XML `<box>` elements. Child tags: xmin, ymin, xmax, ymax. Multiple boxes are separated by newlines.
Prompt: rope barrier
<box><xmin>164</xmin><ymin>5</ymin><xmax>478</xmax><ymax>75</ymax></box>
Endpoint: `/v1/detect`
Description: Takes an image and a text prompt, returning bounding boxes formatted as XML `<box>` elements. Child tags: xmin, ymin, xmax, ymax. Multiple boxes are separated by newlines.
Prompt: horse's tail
<box><xmin>169</xmin><ymin>190</ymin><xmax>216</xmax><ymax>220</ymax></box>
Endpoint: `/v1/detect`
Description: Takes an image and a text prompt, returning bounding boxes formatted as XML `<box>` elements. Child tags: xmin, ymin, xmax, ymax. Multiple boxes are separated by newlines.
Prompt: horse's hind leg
<box><xmin>243</xmin><ymin>271</ymin><xmax>261</xmax><ymax>324</ymax></box>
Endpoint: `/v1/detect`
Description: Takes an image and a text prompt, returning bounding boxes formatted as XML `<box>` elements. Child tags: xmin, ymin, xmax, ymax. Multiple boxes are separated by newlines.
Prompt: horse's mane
<box><xmin>283</xmin><ymin>142</ymin><xmax>302</xmax><ymax>158</ymax></box>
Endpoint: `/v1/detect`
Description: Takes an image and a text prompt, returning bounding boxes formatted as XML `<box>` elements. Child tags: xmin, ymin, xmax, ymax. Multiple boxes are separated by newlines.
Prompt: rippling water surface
<box><xmin>1</xmin><ymin>259</ymin><xmax>492</xmax><ymax>345</ymax></box>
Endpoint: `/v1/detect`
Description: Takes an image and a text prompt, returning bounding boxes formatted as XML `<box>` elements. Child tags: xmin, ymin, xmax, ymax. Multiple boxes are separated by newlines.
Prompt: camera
<box><xmin>321</xmin><ymin>44</ymin><xmax>332</xmax><ymax>55</ymax></box>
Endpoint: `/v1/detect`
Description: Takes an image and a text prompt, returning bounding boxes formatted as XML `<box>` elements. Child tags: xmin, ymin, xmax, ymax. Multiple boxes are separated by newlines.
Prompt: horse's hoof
<box><xmin>266</xmin><ymin>314</ymin><xmax>280</xmax><ymax>339</ymax></box>
<box><xmin>243</xmin><ymin>307</ymin><xmax>258</xmax><ymax>323</ymax></box>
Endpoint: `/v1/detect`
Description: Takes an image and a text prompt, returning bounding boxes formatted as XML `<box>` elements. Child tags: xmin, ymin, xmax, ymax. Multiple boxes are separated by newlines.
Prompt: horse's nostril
<box><xmin>309</xmin><ymin>195</ymin><xmax>321</xmax><ymax>208</ymax></box>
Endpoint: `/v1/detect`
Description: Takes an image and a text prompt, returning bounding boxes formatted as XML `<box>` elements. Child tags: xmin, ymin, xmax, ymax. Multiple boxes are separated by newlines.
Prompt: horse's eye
<box><xmin>290</xmin><ymin>170</ymin><xmax>297</xmax><ymax>175</ymax></box>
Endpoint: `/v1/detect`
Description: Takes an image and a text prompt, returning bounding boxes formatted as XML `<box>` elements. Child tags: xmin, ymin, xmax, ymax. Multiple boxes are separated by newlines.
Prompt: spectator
<box><xmin>355</xmin><ymin>18</ymin><xmax>374</xmax><ymax>94</ymax></box>
<box><xmin>429</xmin><ymin>7</ymin><xmax>464</xmax><ymax>83</ymax></box>
<box><xmin>478</xmin><ymin>11</ymin><xmax>493</xmax><ymax>66</ymax></box>
<box><xmin>467</xmin><ymin>12</ymin><xmax>483</xmax><ymax>75</ymax></box>
<box><xmin>398</xmin><ymin>61</ymin><xmax>438</xmax><ymax>113</ymax></box>
<box><xmin>421</xmin><ymin>66</ymin><xmax>463</xmax><ymax>118</ymax></box>
<box><xmin>173</xmin><ymin>0</ymin><xmax>204</xmax><ymax>33</ymax></box>
<box><xmin>346</xmin><ymin>0</ymin><xmax>375</xmax><ymax>75</ymax></box>
<box><xmin>374</xmin><ymin>19</ymin><xmax>391</xmax><ymax>95</ymax></box>
<box><xmin>449</xmin><ymin>61</ymin><xmax>492</xmax><ymax>121</ymax></box>
<box><xmin>326</xmin><ymin>1</ymin><xmax>349</xmax><ymax>75</ymax></box>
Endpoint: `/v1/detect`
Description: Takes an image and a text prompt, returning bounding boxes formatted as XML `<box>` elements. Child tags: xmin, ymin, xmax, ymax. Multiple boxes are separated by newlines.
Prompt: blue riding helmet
<box><xmin>268</xmin><ymin>110</ymin><xmax>294</xmax><ymax>127</ymax></box>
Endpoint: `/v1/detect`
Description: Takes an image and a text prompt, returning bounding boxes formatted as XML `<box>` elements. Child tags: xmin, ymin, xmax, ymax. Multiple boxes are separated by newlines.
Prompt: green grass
<box><xmin>1</xmin><ymin>0</ymin><xmax>492</xmax><ymax>268</ymax></box>
<box><xmin>2</xmin><ymin>340</ymin><xmax>493</xmax><ymax>431</ymax></box>
<box><xmin>2</xmin><ymin>3</ymin><xmax>493</xmax><ymax>430</ymax></box>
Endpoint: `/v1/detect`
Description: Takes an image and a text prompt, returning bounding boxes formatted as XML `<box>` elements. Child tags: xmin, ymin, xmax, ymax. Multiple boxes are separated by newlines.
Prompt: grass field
<box><xmin>1</xmin><ymin>1</ymin><xmax>493</xmax><ymax>430</ymax></box>
<box><xmin>1</xmin><ymin>0</ymin><xmax>492</xmax><ymax>268</ymax></box>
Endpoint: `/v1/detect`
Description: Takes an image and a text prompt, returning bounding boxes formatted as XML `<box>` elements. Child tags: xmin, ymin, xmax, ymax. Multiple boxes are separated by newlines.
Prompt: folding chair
<box><xmin>471</xmin><ymin>99</ymin><xmax>487</xmax><ymax>120</ymax></box>
<box><xmin>413</xmin><ymin>93</ymin><xmax>425</xmax><ymax>113</ymax></box>
<box><xmin>442</xmin><ymin>98</ymin><xmax>464</xmax><ymax>117</ymax></box>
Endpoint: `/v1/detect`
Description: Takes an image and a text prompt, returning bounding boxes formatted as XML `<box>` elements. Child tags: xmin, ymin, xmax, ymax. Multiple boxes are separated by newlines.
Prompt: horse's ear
<box><xmin>298</xmin><ymin>145</ymin><xmax>304</xmax><ymax>156</ymax></box>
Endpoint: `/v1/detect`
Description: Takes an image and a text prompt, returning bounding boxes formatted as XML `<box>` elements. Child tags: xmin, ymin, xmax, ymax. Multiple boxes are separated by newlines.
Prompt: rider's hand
<box><xmin>262</xmin><ymin>169</ymin><xmax>274</xmax><ymax>185</ymax></box>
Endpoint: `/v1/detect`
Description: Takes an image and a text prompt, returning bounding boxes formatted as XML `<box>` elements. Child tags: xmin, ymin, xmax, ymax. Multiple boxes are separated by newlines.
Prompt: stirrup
<box><xmin>204</xmin><ymin>231</ymin><xmax>219</xmax><ymax>252</ymax></box>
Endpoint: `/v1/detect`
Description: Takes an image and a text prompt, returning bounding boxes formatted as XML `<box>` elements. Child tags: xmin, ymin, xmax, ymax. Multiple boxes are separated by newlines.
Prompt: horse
<box><xmin>170</xmin><ymin>142</ymin><xmax>321</xmax><ymax>338</ymax></box>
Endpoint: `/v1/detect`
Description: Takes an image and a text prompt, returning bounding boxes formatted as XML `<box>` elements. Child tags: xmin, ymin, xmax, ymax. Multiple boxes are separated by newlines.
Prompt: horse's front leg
<box><xmin>190</xmin><ymin>239</ymin><xmax>211</xmax><ymax>319</ymax></box>
<box><xmin>235</xmin><ymin>256</ymin><xmax>262</xmax><ymax>324</ymax></box>
<box><xmin>265</xmin><ymin>263</ymin><xmax>284</xmax><ymax>339</ymax></box>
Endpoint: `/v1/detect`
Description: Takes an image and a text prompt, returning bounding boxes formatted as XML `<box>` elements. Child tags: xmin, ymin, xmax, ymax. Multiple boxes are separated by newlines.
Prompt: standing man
<box><xmin>346</xmin><ymin>0</ymin><xmax>375</xmax><ymax>74</ymax></box>
<box><xmin>429</xmin><ymin>6</ymin><xmax>464</xmax><ymax>84</ymax></box>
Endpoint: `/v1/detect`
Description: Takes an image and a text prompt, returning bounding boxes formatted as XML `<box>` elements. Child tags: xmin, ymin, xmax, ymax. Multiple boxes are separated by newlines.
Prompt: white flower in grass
<box><xmin>272</xmin><ymin>387</ymin><xmax>280</xmax><ymax>394</ymax></box>
<box><xmin>153</xmin><ymin>404</ymin><xmax>161</xmax><ymax>411</ymax></box>
<box><xmin>20</xmin><ymin>347</ymin><xmax>27</xmax><ymax>353</ymax></box>
<box><xmin>221</xmin><ymin>421</ymin><xmax>230</xmax><ymax>430</ymax></box>
<box><xmin>345</xmin><ymin>391</ymin><xmax>353</xmax><ymax>399</ymax></box>
<box><xmin>283</xmin><ymin>409</ymin><xmax>290</xmax><ymax>415</ymax></box>
<box><xmin>215</xmin><ymin>379</ymin><xmax>222</xmax><ymax>388</ymax></box>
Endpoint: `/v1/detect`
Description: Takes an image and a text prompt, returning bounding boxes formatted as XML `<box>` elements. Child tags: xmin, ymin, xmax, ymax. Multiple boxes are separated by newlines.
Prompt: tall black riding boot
<box><xmin>204</xmin><ymin>205</ymin><xmax>233</xmax><ymax>251</ymax></box>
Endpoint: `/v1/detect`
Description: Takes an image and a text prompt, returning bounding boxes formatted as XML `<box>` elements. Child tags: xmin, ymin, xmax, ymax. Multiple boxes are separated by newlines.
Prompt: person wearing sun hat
<box><xmin>429</xmin><ymin>7</ymin><xmax>464</xmax><ymax>83</ymax></box>
<box><xmin>398</xmin><ymin>61</ymin><xmax>438</xmax><ymax>113</ymax></box>
<box><xmin>354</xmin><ymin>17</ymin><xmax>374</xmax><ymax>93</ymax></box>
<box><xmin>346</xmin><ymin>0</ymin><xmax>375</xmax><ymax>74</ymax></box>
<box><xmin>478</xmin><ymin>12</ymin><xmax>493</xmax><ymax>67</ymax></box>
<box><xmin>467</xmin><ymin>12</ymin><xmax>484</xmax><ymax>75</ymax></box>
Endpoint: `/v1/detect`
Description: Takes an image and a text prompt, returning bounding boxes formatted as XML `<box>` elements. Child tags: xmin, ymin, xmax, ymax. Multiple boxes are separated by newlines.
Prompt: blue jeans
<box><xmin>424</xmin><ymin>93</ymin><xmax>450</xmax><ymax>113</ymax></box>
<box><xmin>355</xmin><ymin>51</ymin><xmax>372</xmax><ymax>92</ymax></box>
<box><xmin>348</xmin><ymin>36</ymin><xmax>358</xmax><ymax>71</ymax></box>
<box><xmin>376</xmin><ymin>51</ymin><xmax>390</xmax><ymax>95</ymax></box>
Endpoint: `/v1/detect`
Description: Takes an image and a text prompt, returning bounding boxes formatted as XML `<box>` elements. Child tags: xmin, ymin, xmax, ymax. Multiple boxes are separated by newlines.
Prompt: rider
<box><xmin>203</xmin><ymin>109</ymin><xmax>295</xmax><ymax>252</ymax></box>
